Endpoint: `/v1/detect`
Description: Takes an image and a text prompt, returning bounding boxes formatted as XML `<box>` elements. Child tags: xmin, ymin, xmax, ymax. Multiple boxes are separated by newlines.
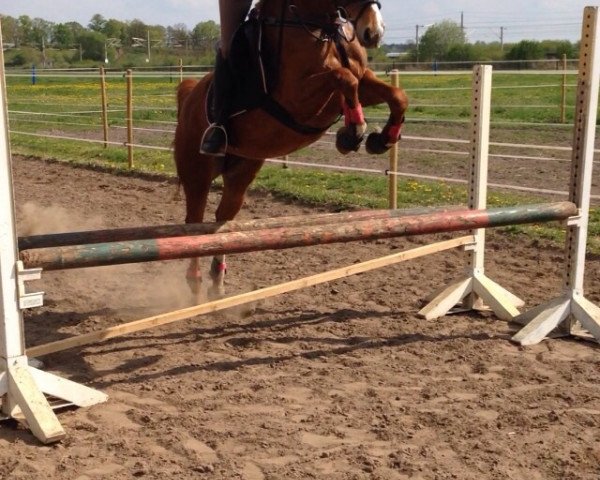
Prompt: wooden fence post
<box><xmin>99</xmin><ymin>67</ymin><xmax>109</xmax><ymax>148</ymax></box>
<box><xmin>560</xmin><ymin>53</ymin><xmax>568</xmax><ymax>124</ymax></box>
<box><xmin>388</xmin><ymin>70</ymin><xmax>400</xmax><ymax>209</ymax></box>
<box><xmin>126</xmin><ymin>69</ymin><xmax>134</xmax><ymax>168</ymax></box>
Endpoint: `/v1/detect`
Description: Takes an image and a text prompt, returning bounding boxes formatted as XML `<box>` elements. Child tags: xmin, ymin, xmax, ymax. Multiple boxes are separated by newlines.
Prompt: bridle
<box><xmin>344</xmin><ymin>0</ymin><xmax>382</xmax><ymax>28</ymax></box>
<box><xmin>253</xmin><ymin>0</ymin><xmax>373</xmax><ymax>136</ymax></box>
<box><xmin>260</xmin><ymin>0</ymin><xmax>360</xmax><ymax>43</ymax></box>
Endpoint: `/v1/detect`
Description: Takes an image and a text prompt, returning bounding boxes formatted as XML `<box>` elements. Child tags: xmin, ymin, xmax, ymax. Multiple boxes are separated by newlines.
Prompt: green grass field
<box><xmin>5</xmin><ymin>69</ymin><xmax>599</xmax><ymax>251</ymax></box>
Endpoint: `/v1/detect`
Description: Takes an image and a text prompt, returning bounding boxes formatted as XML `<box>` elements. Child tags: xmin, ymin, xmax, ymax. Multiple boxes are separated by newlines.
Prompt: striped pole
<box><xmin>20</xmin><ymin>202</ymin><xmax>577</xmax><ymax>272</ymax></box>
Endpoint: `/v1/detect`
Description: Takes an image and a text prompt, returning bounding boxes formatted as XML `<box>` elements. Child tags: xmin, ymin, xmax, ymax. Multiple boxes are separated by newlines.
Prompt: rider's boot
<box><xmin>200</xmin><ymin>51</ymin><xmax>235</xmax><ymax>156</ymax></box>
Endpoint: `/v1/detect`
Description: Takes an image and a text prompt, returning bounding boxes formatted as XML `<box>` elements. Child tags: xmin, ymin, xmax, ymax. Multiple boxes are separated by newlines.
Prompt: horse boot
<box><xmin>200</xmin><ymin>51</ymin><xmax>235</xmax><ymax>156</ymax></box>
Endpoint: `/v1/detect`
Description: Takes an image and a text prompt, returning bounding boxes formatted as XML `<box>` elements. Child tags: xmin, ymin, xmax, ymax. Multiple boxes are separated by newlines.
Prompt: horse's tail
<box><xmin>176</xmin><ymin>79</ymin><xmax>198</xmax><ymax>117</ymax></box>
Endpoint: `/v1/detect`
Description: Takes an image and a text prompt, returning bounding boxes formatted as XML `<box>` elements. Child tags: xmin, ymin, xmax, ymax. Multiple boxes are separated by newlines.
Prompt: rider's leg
<box><xmin>200</xmin><ymin>0</ymin><xmax>253</xmax><ymax>156</ymax></box>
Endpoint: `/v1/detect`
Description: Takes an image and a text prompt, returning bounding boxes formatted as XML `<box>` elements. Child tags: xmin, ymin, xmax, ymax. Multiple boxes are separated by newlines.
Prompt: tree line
<box><xmin>380</xmin><ymin>20</ymin><xmax>579</xmax><ymax>64</ymax></box>
<box><xmin>1</xmin><ymin>13</ymin><xmax>581</xmax><ymax>69</ymax></box>
<box><xmin>1</xmin><ymin>13</ymin><xmax>220</xmax><ymax>67</ymax></box>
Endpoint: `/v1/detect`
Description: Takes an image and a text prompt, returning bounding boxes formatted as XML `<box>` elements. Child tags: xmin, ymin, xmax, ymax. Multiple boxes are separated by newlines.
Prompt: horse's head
<box><xmin>345</xmin><ymin>1</ymin><xmax>385</xmax><ymax>48</ymax></box>
<box><xmin>257</xmin><ymin>0</ymin><xmax>384</xmax><ymax>48</ymax></box>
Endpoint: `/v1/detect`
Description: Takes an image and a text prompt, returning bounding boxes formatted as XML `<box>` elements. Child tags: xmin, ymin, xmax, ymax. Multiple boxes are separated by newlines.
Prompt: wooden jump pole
<box><xmin>20</xmin><ymin>202</ymin><xmax>577</xmax><ymax>272</ymax></box>
<box><xmin>18</xmin><ymin>206</ymin><xmax>465</xmax><ymax>251</ymax></box>
<box><xmin>26</xmin><ymin>236</ymin><xmax>476</xmax><ymax>358</ymax></box>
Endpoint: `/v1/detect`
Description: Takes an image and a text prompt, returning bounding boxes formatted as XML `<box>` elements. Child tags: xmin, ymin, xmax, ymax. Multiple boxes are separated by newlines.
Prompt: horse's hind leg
<box><xmin>179</xmin><ymin>159</ymin><xmax>214</xmax><ymax>298</ymax></box>
<box><xmin>209</xmin><ymin>155</ymin><xmax>265</xmax><ymax>297</ymax></box>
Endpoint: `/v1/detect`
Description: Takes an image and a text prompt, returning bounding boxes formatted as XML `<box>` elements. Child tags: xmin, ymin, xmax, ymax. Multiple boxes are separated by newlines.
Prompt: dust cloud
<box><xmin>18</xmin><ymin>201</ymin><xmax>104</xmax><ymax>236</ymax></box>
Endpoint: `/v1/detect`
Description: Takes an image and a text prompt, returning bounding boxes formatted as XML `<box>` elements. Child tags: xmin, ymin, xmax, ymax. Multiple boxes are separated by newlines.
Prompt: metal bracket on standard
<box><xmin>16</xmin><ymin>261</ymin><xmax>44</xmax><ymax>310</ymax></box>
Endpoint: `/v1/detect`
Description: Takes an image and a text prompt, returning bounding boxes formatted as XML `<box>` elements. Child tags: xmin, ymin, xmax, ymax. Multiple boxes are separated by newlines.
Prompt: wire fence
<box><xmin>6</xmin><ymin>66</ymin><xmax>599</xmax><ymax>203</ymax></box>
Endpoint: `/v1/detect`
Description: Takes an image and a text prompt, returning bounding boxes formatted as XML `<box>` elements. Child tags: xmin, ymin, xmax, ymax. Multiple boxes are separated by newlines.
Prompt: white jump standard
<box><xmin>0</xmin><ymin>24</ymin><xmax>107</xmax><ymax>444</ymax></box>
<box><xmin>512</xmin><ymin>7</ymin><xmax>600</xmax><ymax>345</ymax></box>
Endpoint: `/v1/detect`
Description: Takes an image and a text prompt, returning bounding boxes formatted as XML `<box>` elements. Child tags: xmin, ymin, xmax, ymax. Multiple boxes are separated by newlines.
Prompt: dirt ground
<box><xmin>2</xmin><ymin>155</ymin><xmax>599</xmax><ymax>479</ymax></box>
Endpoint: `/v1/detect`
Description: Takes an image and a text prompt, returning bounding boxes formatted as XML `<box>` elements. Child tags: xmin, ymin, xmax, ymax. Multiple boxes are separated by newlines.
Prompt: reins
<box><xmin>262</xmin><ymin>1</ymin><xmax>356</xmax><ymax>43</ymax></box>
<box><xmin>250</xmin><ymin>0</ymin><xmax>375</xmax><ymax>136</ymax></box>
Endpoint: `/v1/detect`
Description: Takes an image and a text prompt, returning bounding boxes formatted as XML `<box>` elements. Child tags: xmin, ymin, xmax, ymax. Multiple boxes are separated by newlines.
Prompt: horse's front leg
<box><xmin>208</xmin><ymin>155</ymin><xmax>265</xmax><ymax>298</ymax></box>
<box><xmin>358</xmin><ymin>69</ymin><xmax>408</xmax><ymax>154</ymax></box>
<box><xmin>178</xmin><ymin>157</ymin><xmax>215</xmax><ymax>300</ymax></box>
<box><xmin>317</xmin><ymin>67</ymin><xmax>367</xmax><ymax>154</ymax></box>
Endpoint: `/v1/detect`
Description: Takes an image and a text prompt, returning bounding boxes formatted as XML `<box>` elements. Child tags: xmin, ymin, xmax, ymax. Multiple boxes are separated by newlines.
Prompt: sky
<box><xmin>0</xmin><ymin>0</ymin><xmax>595</xmax><ymax>44</ymax></box>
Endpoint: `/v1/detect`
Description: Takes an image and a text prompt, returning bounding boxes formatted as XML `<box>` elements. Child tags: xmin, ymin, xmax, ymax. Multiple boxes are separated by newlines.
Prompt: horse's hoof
<box><xmin>366</xmin><ymin>131</ymin><xmax>391</xmax><ymax>155</ymax></box>
<box><xmin>207</xmin><ymin>284</ymin><xmax>226</xmax><ymax>300</ymax></box>
<box><xmin>186</xmin><ymin>276</ymin><xmax>203</xmax><ymax>296</ymax></box>
<box><xmin>336</xmin><ymin>127</ymin><xmax>364</xmax><ymax>154</ymax></box>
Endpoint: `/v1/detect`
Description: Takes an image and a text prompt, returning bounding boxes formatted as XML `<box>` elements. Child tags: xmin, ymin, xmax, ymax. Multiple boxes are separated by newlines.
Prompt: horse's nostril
<box><xmin>364</xmin><ymin>29</ymin><xmax>372</xmax><ymax>42</ymax></box>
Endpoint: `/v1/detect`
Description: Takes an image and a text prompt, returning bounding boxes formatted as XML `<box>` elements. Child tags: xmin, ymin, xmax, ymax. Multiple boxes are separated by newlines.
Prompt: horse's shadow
<box><xmin>35</xmin><ymin>306</ymin><xmax>509</xmax><ymax>390</ymax></box>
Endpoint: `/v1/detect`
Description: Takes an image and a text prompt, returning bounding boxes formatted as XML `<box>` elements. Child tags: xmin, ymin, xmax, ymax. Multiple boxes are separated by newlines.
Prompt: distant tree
<box><xmin>505</xmin><ymin>40</ymin><xmax>544</xmax><ymax>60</ymax></box>
<box><xmin>1</xmin><ymin>15</ymin><xmax>19</xmax><ymax>46</ymax></box>
<box><xmin>76</xmin><ymin>30</ymin><xmax>106</xmax><ymax>61</ymax></box>
<box><xmin>190</xmin><ymin>21</ymin><xmax>219</xmax><ymax>52</ymax></box>
<box><xmin>472</xmin><ymin>41</ymin><xmax>505</xmax><ymax>61</ymax></box>
<box><xmin>417</xmin><ymin>20</ymin><xmax>466</xmax><ymax>61</ymax></box>
<box><xmin>445</xmin><ymin>41</ymin><xmax>505</xmax><ymax>62</ymax></box>
<box><xmin>445</xmin><ymin>44</ymin><xmax>476</xmax><ymax>62</ymax></box>
<box><xmin>103</xmin><ymin>18</ymin><xmax>127</xmax><ymax>44</ymax></box>
<box><xmin>540</xmin><ymin>40</ymin><xmax>576</xmax><ymax>59</ymax></box>
<box><xmin>148</xmin><ymin>25</ymin><xmax>166</xmax><ymax>48</ymax></box>
<box><xmin>168</xmin><ymin>23</ymin><xmax>190</xmax><ymax>48</ymax></box>
<box><xmin>65</xmin><ymin>21</ymin><xmax>86</xmax><ymax>38</ymax></box>
<box><xmin>30</xmin><ymin>18</ymin><xmax>53</xmax><ymax>46</ymax></box>
<box><xmin>17</xmin><ymin>15</ymin><xmax>34</xmax><ymax>45</ymax></box>
<box><xmin>88</xmin><ymin>14</ymin><xmax>107</xmax><ymax>33</ymax></box>
<box><xmin>52</xmin><ymin>23</ymin><xmax>75</xmax><ymax>48</ymax></box>
<box><xmin>127</xmin><ymin>19</ymin><xmax>149</xmax><ymax>46</ymax></box>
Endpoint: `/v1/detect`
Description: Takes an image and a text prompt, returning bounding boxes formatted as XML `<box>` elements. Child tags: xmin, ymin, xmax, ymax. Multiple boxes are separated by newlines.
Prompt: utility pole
<box><xmin>415</xmin><ymin>24</ymin><xmax>424</xmax><ymax>63</ymax></box>
<box><xmin>147</xmin><ymin>29</ymin><xmax>151</xmax><ymax>62</ymax></box>
<box><xmin>41</xmin><ymin>37</ymin><xmax>46</xmax><ymax>68</ymax></box>
<box><xmin>500</xmin><ymin>26</ymin><xmax>506</xmax><ymax>51</ymax></box>
<box><xmin>460</xmin><ymin>11</ymin><xmax>464</xmax><ymax>34</ymax></box>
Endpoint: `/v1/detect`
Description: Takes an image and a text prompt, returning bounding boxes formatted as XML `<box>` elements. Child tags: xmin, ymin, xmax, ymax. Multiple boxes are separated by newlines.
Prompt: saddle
<box><xmin>207</xmin><ymin>16</ymin><xmax>276</xmax><ymax>120</ymax></box>
<box><xmin>207</xmin><ymin>11</ymin><xmax>345</xmax><ymax>136</ymax></box>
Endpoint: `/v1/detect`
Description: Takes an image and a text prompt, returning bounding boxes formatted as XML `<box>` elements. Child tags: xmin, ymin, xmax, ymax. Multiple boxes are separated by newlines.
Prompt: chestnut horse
<box><xmin>175</xmin><ymin>0</ymin><xmax>408</xmax><ymax>296</ymax></box>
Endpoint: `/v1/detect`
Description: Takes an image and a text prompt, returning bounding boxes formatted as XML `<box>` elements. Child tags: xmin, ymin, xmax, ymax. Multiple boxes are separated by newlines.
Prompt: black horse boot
<box><xmin>200</xmin><ymin>51</ymin><xmax>235</xmax><ymax>156</ymax></box>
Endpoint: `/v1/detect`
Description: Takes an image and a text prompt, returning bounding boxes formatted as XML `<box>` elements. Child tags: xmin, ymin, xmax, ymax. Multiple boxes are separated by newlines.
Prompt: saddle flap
<box><xmin>227</xmin><ymin>18</ymin><xmax>276</xmax><ymax>111</ymax></box>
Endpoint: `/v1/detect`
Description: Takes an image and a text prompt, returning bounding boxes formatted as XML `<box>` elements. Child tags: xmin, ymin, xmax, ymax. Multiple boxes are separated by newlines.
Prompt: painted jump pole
<box><xmin>18</xmin><ymin>206</ymin><xmax>465</xmax><ymax>251</ymax></box>
<box><xmin>20</xmin><ymin>202</ymin><xmax>577</xmax><ymax>272</ymax></box>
